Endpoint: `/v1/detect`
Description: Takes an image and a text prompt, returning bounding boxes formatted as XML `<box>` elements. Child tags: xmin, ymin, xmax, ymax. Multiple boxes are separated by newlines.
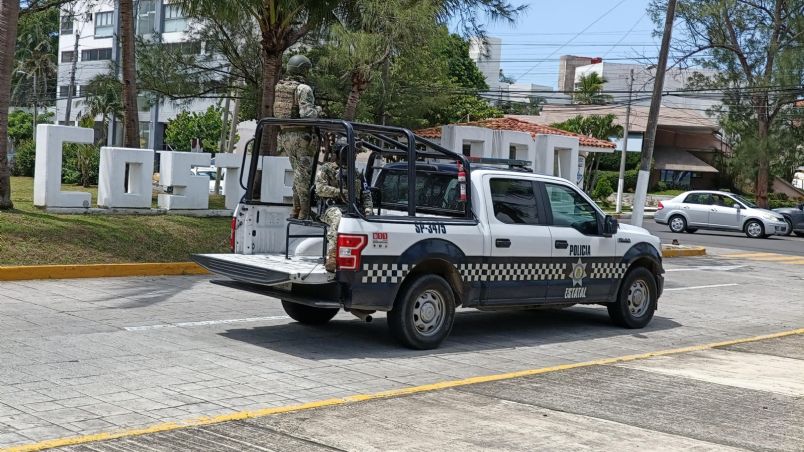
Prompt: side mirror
<box><xmin>603</xmin><ymin>215</ymin><xmax>619</xmax><ymax>236</ymax></box>
<box><xmin>733</xmin><ymin>203</ymin><xmax>741</xmax><ymax>210</ymax></box>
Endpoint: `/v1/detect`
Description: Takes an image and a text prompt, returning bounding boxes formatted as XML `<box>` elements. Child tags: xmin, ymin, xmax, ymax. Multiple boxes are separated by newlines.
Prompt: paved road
<box><xmin>0</xmin><ymin>251</ymin><xmax>802</xmax><ymax>449</ymax></box>
<box><xmin>642</xmin><ymin>220</ymin><xmax>804</xmax><ymax>256</ymax></box>
<box><xmin>56</xmin><ymin>334</ymin><xmax>804</xmax><ymax>452</ymax></box>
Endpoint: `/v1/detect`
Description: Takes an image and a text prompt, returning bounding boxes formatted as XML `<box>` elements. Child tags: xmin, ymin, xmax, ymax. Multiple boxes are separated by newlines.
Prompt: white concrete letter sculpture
<box><xmin>213</xmin><ymin>153</ymin><xmax>245</xmax><ymax>210</ymax></box>
<box><xmin>33</xmin><ymin>125</ymin><xmax>94</xmax><ymax>208</ymax></box>
<box><xmin>98</xmin><ymin>147</ymin><xmax>155</xmax><ymax>209</ymax></box>
<box><xmin>157</xmin><ymin>151</ymin><xmax>211</xmax><ymax>210</ymax></box>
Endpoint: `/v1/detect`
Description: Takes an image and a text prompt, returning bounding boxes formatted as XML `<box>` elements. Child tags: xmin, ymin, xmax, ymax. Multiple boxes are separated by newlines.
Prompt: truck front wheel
<box><xmin>281</xmin><ymin>301</ymin><xmax>339</xmax><ymax>325</ymax></box>
<box><xmin>607</xmin><ymin>267</ymin><xmax>657</xmax><ymax>329</ymax></box>
<box><xmin>388</xmin><ymin>275</ymin><xmax>456</xmax><ymax>350</ymax></box>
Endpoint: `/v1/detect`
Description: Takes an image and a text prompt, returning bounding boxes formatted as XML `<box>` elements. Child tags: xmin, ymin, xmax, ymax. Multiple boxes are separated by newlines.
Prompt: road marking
<box><xmin>665</xmin><ymin>265</ymin><xmax>745</xmax><ymax>272</ymax></box>
<box><xmin>723</xmin><ymin>252</ymin><xmax>780</xmax><ymax>258</ymax></box>
<box><xmin>664</xmin><ymin>283</ymin><xmax>739</xmax><ymax>291</ymax></box>
<box><xmin>722</xmin><ymin>252</ymin><xmax>804</xmax><ymax>265</ymax></box>
<box><xmin>5</xmin><ymin>327</ymin><xmax>803</xmax><ymax>452</ymax></box>
<box><xmin>124</xmin><ymin>316</ymin><xmax>291</xmax><ymax>331</ymax></box>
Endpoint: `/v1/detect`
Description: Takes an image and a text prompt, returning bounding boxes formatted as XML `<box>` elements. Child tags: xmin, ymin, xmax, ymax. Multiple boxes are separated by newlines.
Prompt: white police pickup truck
<box><xmin>194</xmin><ymin>119</ymin><xmax>664</xmax><ymax>349</ymax></box>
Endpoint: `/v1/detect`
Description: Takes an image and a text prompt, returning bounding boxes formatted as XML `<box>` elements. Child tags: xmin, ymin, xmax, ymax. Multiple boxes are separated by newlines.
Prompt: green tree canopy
<box><xmin>165</xmin><ymin>105</ymin><xmax>231</xmax><ymax>153</ymax></box>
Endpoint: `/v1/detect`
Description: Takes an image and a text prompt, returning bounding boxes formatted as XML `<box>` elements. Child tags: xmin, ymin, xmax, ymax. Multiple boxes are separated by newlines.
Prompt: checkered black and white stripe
<box><xmin>589</xmin><ymin>262</ymin><xmax>628</xmax><ymax>279</ymax></box>
<box><xmin>457</xmin><ymin>263</ymin><xmax>567</xmax><ymax>282</ymax></box>
<box><xmin>361</xmin><ymin>263</ymin><xmax>410</xmax><ymax>284</ymax></box>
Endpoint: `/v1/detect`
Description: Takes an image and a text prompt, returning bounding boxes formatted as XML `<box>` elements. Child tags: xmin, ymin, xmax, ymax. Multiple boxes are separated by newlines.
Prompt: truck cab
<box><xmin>194</xmin><ymin>119</ymin><xmax>664</xmax><ymax>349</ymax></box>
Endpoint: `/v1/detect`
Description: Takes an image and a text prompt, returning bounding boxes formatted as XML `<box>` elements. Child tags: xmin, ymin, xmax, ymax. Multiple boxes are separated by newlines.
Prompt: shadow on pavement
<box><xmin>220</xmin><ymin>306</ymin><xmax>681</xmax><ymax>360</ymax></box>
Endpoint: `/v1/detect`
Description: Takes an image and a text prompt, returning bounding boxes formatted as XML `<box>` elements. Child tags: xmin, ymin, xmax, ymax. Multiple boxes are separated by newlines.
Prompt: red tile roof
<box><xmin>416</xmin><ymin>117</ymin><xmax>616</xmax><ymax>149</ymax></box>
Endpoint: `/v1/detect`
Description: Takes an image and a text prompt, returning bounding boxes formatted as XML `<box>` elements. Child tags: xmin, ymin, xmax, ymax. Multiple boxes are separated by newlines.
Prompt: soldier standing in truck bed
<box><xmin>274</xmin><ymin>54</ymin><xmax>322</xmax><ymax>220</ymax></box>
<box><xmin>316</xmin><ymin>148</ymin><xmax>373</xmax><ymax>272</ymax></box>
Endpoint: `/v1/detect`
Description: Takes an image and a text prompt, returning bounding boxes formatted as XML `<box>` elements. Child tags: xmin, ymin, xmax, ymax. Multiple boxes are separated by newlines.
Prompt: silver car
<box><xmin>654</xmin><ymin>190</ymin><xmax>789</xmax><ymax>239</ymax></box>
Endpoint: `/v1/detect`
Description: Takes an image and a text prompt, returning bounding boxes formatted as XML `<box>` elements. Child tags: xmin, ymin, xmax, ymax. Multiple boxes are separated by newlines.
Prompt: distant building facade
<box><xmin>56</xmin><ymin>0</ymin><xmax>221</xmax><ymax>149</ymax></box>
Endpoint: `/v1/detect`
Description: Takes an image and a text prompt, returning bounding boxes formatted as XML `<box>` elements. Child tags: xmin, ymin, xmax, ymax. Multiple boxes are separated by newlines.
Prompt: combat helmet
<box><xmin>286</xmin><ymin>54</ymin><xmax>312</xmax><ymax>76</ymax></box>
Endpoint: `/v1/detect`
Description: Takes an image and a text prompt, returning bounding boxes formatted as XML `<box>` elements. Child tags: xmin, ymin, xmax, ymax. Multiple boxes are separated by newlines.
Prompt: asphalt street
<box><xmin>56</xmin><ymin>334</ymin><xmax>804</xmax><ymax>452</ymax></box>
<box><xmin>642</xmin><ymin>220</ymin><xmax>804</xmax><ymax>256</ymax></box>
<box><xmin>0</xmin><ymin>250</ymin><xmax>802</xmax><ymax>450</ymax></box>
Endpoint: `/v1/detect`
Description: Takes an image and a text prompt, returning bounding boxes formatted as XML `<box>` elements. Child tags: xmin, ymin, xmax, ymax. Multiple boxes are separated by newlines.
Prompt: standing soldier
<box><xmin>316</xmin><ymin>149</ymin><xmax>373</xmax><ymax>272</ymax></box>
<box><xmin>274</xmin><ymin>54</ymin><xmax>322</xmax><ymax>219</ymax></box>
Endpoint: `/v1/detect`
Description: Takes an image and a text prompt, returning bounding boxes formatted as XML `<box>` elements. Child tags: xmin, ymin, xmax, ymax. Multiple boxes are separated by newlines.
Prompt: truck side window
<box><xmin>489</xmin><ymin>178</ymin><xmax>539</xmax><ymax>225</ymax></box>
<box><xmin>545</xmin><ymin>183</ymin><xmax>599</xmax><ymax>235</ymax></box>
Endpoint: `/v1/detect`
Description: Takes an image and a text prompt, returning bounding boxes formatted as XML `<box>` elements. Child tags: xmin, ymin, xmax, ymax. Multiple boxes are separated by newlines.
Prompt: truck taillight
<box><xmin>230</xmin><ymin>217</ymin><xmax>236</xmax><ymax>251</ymax></box>
<box><xmin>657</xmin><ymin>201</ymin><xmax>664</xmax><ymax>210</ymax></box>
<box><xmin>337</xmin><ymin>234</ymin><xmax>368</xmax><ymax>271</ymax></box>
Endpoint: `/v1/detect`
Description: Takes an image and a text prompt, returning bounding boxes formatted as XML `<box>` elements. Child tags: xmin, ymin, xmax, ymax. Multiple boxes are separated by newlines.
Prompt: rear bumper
<box><xmin>211</xmin><ymin>279</ymin><xmax>342</xmax><ymax>309</ymax></box>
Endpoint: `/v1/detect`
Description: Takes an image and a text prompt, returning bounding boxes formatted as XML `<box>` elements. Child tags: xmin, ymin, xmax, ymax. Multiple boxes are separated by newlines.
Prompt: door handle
<box><xmin>555</xmin><ymin>240</ymin><xmax>568</xmax><ymax>249</ymax></box>
<box><xmin>682</xmin><ymin>206</ymin><xmax>689</xmax><ymax>209</ymax></box>
<box><xmin>495</xmin><ymin>238</ymin><xmax>511</xmax><ymax>248</ymax></box>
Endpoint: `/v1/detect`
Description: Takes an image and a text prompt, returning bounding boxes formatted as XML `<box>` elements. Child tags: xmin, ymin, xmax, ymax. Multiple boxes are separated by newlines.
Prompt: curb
<box><xmin>0</xmin><ymin>262</ymin><xmax>209</xmax><ymax>281</ymax></box>
<box><xmin>661</xmin><ymin>245</ymin><xmax>706</xmax><ymax>257</ymax></box>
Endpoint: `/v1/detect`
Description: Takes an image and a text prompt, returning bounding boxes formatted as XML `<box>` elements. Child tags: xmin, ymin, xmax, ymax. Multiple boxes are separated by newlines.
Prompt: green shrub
<box><xmin>592</xmin><ymin>177</ymin><xmax>614</xmax><ymax>200</ymax></box>
<box><xmin>63</xmin><ymin>143</ymin><xmax>100</xmax><ymax>186</ymax></box>
<box><xmin>769</xmin><ymin>199</ymin><xmax>798</xmax><ymax>209</ymax></box>
<box><xmin>655</xmin><ymin>181</ymin><xmax>668</xmax><ymax>192</ymax></box>
<box><xmin>768</xmin><ymin>192</ymin><xmax>789</xmax><ymax>201</ymax></box>
<box><xmin>11</xmin><ymin>139</ymin><xmax>36</xmax><ymax>177</ymax></box>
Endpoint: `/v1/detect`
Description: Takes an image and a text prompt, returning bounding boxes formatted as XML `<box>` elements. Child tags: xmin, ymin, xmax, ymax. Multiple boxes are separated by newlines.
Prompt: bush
<box><xmin>63</xmin><ymin>143</ymin><xmax>101</xmax><ymax>186</ymax></box>
<box><xmin>592</xmin><ymin>177</ymin><xmax>614</xmax><ymax>200</ymax></box>
<box><xmin>11</xmin><ymin>139</ymin><xmax>36</xmax><ymax>177</ymax></box>
<box><xmin>654</xmin><ymin>181</ymin><xmax>668</xmax><ymax>192</ymax></box>
<box><xmin>768</xmin><ymin>192</ymin><xmax>789</xmax><ymax>201</ymax></box>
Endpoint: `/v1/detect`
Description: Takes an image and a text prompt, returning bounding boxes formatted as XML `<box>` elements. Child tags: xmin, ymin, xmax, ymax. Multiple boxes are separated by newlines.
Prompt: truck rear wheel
<box><xmin>607</xmin><ymin>267</ymin><xmax>656</xmax><ymax>329</ymax></box>
<box><xmin>281</xmin><ymin>301</ymin><xmax>339</xmax><ymax>325</ymax></box>
<box><xmin>388</xmin><ymin>275</ymin><xmax>456</xmax><ymax>350</ymax></box>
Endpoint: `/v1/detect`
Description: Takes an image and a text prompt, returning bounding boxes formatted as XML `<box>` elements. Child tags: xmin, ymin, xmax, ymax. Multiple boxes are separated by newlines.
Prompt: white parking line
<box><xmin>665</xmin><ymin>283</ymin><xmax>740</xmax><ymax>292</ymax></box>
<box><xmin>665</xmin><ymin>265</ymin><xmax>746</xmax><ymax>272</ymax></box>
<box><xmin>124</xmin><ymin>315</ymin><xmax>291</xmax><ymax>331</ymax></box>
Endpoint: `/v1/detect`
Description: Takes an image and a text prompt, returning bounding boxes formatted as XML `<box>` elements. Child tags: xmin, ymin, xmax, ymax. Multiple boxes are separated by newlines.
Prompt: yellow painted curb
<box><xmin>5</xmin><ymin>327</ymin><xmax>803</xmax><ymax>452</ymax></box>
<box><xmin>0</xmin><ymin>262</ymin><xmax>208</xmax><ymax>281</ymax></box>
<box><xmin>661</xmin><ymin>246</ymin><xmax>706</xmax><ymax>257</ymax></box>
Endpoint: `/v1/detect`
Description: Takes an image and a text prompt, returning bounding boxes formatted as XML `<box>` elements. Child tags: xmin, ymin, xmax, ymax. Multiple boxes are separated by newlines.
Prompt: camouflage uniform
<box><xmin>274</xmin><ymin>76</ymin><xmax>321</xmax><ymax>219</ymax></box>
<box><xmin>316</xmin><ymin>161</ymin><xmax>373</xmax><ymax>267</ymax></box>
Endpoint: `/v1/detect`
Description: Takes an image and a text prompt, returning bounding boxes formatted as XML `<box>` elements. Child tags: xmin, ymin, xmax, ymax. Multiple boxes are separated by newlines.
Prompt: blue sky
<box><xmin>467</xmin><ymin>0</ymin><xmax>660</xmax><ymax>88</ymax></box>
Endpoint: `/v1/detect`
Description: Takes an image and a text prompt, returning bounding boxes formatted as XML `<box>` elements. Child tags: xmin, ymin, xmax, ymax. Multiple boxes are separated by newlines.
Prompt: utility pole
<box><xmin>631</xmin><ymin>0</ymin><xmax>676</xmax><ymax>227</ymax></box>
<box><xmin>615</xmin><ymin>68</ymin><xmax>634</xmax><ymax>214</ymax></box>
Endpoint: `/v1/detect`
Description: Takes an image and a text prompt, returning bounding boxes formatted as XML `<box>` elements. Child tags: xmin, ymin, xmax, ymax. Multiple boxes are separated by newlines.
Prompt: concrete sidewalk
<box><xmin>53</xmin><ymin>334</ymin><xmax>804</xmax><ymax>451</ymax></box>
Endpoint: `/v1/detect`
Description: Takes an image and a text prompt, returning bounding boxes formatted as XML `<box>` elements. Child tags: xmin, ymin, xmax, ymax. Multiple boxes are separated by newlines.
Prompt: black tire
<box><xmin>281</xmin><ymin>301</ymin><xmax>339</xmax><ymax>325</ymax></box>
<box><xmin>796</xmin><ymin>231</ymin><xmax>804</xmax><ymax>238</ymax></box>
<box><xmin>607</xmin><ymin>267</ymin><xmax>657</xmax><ymax>329</ymax></box>
<box><xmin>388</xmin><ymin>274</ymin><xmax>456</xmax><ymax>350</ymax></box>
<box><xmin>668</xmin><ymin>215</ymin><xmax>687</xmax><ymax>233</ymax></box>
<box><xmin>783</xmin><ymin>218</ymin><xmax>793</xmax><ymax>236</ymax></box>
<box><xmin>744</xmin><ymin>219</ymin><xmax>765</xmax><ymax>239</ymax></box>
<box><xmin>686</xmin><ymin>228</ymin><xmax>698</xmax><ymax>233</ymax></box>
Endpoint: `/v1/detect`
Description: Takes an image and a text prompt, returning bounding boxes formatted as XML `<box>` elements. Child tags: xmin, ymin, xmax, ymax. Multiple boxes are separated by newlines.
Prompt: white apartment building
<box><xmin>56</xmin><ymin>0</ymin><xmax>220</xmax><ymax>149</ymax></box>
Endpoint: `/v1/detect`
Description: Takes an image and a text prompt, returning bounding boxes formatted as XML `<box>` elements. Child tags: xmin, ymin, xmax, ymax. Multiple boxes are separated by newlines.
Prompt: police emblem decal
<box><xmin>565</xmin><ymin>259</ymin><xmax>588</xmax><ymax>299</ymax></box>
<box><xmin>569</xmin><ymin>258</ymin><xmax>587</xmax><ymax>287</ymax></box>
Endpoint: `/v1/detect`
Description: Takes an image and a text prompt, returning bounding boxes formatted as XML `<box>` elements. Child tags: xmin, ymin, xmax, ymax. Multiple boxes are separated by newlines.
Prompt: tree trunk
<box><xmin>343</xmin><ymin>72</ymin><xmax>368</xmax><ymax>122</ymax></box>
<box><xmin>373</xmin><ymin>56</ymin><xmax>390</xmax><ymax>124</ymax></box>
<box><xmin>0</xmin><ymin>0</ymin><xmax>20</xmax><ymax>209</ymax></box>
<box><xmin>258</xmin><ymin>48</ymin><xmax>282</xmax><ymax>156</ymax></box>
<box><xmin>755</xmin><ymin>119</ymin><xmax>770</xmax><ymax>208</ymax></box>
<box><xmin>119</xmin><ymin>0</ymin><xmax>140</xmax><ymax>148</ymax></box>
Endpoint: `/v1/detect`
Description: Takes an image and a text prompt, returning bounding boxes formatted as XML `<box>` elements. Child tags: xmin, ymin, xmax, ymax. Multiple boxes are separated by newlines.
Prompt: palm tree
<box><xmin>573</xmin><ymin>72</ymin><xmax>612</xmax><ymax>105</ymax></box>
<box><xmin>119</xmin><ymin>0</ymin><xmax>139</xmax><ymax>147</ymax></box>
<box><xmin>322</xmin><ymin>0</ymin><xmax>437</xmax><ymax>121</ymax></box>
<box><xmin>12</xmin><ymin>12</ymin><xmax>58</xmax><ymax>125</ymax></box>
<box><xmin>552</xmin><ymin>114</ymin><xmax>623</xmax><ymax>191</ymax></box>
<box><xmin>0</xmin><ymin>0</ymin><xmax>21</xmax><ymax>209</ymax></box>
<box><xmin>81</xmin><ymin>74</ymin><xmax>124</xmax><ymax>145</ymax></box>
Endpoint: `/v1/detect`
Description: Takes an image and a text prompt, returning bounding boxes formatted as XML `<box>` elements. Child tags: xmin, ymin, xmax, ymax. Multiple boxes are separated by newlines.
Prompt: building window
<box><xmin>137</xmin><ymin>0</ymin><xmax>156</xmax><ymax>35</ymax></box>
<box><xmin>61</xmin><ymin>51</ymin><xmax>76</xmax><ymax>63</ymax></box>
<box><xmin>163</xmin><ymin>41</ymin><xmax>201</xmax><ymax>55</ymax></box>
<box><xmin>163</xmin><ymin>3</ymin><xmax>188</xmax><ymax>33</ymax></box>
<box><xmin>58</xmin><ymin>86</ymin><xmax>78</xmax><ymax>98</ymax></box>
<box><xmin>60</xmin><ymin>15</ymin><xmax>74</xmax><ymax>35</ymax></box>
<box><xmin>95</xmin><ymin>11</ymin><xmax>114</xmax><ymax>38</ymax></box>
<box><xmin>81</xmin><ymin>48</ymin><xmax>113</xmax><ymax>61</ymax></box>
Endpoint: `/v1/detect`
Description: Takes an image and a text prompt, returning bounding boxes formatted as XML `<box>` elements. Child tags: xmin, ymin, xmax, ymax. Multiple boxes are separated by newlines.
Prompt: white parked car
<box><xmin>654</xmin><ymin>190</ymin><xmax>789</xmax><ymax>238</ymax></box>
<box><xmin>192</xmin><ymin>166</ymin><xmax>225</xmax><ymax>195</ymax></box>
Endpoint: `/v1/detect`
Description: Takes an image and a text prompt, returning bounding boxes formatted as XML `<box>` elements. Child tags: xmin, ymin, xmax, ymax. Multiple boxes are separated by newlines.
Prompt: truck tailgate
<box><xmin>192</xmin><ymin>253</ymin><xmax>332</xmax><ymax>285</ymax></box>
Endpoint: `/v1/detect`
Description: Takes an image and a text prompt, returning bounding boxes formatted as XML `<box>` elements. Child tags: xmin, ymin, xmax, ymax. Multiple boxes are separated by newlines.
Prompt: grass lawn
<box><xmin>0</xmin><ymin>177</ymin><xmax>231</xmax><ymax>265</ymax></box>
<box><xmin>649</xmin><ymin>189</ymin><xmax>685</xmax><ymax>196</ymax></box>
